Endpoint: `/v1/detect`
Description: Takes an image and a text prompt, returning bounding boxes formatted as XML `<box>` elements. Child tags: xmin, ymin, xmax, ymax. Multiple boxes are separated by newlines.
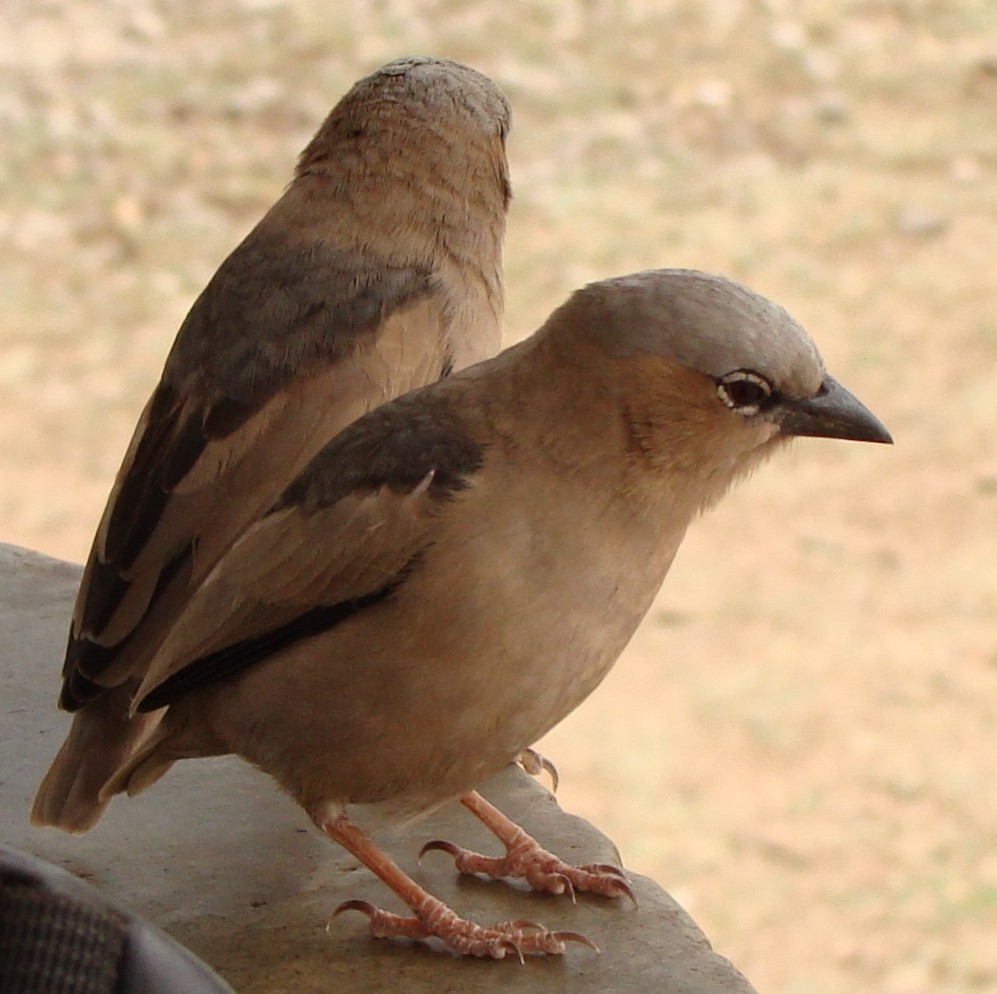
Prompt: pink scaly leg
<box><xmin>320</xmin><ymin>811</ymin><xmax>597</xmax><ymax>959</ymax></box>
<box><xmin>421</xmin><ymin>790</ymin><xmax>637</xmax><ymax>906</ymax></box>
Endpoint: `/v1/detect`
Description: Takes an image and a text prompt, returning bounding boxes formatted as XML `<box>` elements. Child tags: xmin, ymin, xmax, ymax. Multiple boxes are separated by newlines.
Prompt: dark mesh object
<box><xmin>0</xmin><ymin>848</ymin><xmax>234</xmax><ymax>994</ymax></box>
<box><xmin>0</xmin><ymin>880</ymin><xmax>125</xmax><ymax>994</ymax></box>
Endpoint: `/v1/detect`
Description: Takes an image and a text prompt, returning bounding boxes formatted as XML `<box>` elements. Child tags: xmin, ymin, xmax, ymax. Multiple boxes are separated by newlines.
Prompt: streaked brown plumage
<box><xmin>32</xmin><ymin>56</ymin><xmax>511</xmax><ymax>832</ymax></box>
<box><xmin>39</xmin><ymin>268</ymin><xmax>892</xmax><ymax>958</ymax></box>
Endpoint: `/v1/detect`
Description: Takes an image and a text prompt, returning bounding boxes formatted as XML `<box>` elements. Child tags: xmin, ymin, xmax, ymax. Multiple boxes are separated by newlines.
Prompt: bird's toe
<box><xmin>330</xmin><ymin>895</ymin><xmax>595</xmax><ymax>958</ymax></box>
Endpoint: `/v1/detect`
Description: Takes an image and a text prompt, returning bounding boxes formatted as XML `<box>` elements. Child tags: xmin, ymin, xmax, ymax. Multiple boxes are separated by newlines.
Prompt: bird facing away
<box><xmin>31</xmin><ymin>57</ymin><xmax>512</xmax><ymax>833</ymax></box>
<box><xmin>36</xmin><ymin>268</ymin><xmax>892</xmax><ymax>959</ymax></box>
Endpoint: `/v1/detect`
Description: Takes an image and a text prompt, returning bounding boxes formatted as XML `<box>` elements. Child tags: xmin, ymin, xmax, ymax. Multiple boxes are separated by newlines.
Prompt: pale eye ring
<box><xmin>717</xmin><ymin>370</ymin><xmax>773</xmax><ymax>415</ymax></box>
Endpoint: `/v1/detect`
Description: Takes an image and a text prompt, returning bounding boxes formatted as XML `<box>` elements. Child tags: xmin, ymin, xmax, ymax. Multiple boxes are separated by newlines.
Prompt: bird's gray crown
<box><xmin>569</xmin><ymin>269</ymin><xmax>826</xmax><ymax>399</ymax></box>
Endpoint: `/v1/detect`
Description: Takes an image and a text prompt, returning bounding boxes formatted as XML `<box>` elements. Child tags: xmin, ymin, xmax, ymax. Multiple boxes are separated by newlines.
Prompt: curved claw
<box><xmin>576</xmin><ymin>863</ymin><xmax>638</xmax><ymax>906</ymax></box>
<box><xmin>585</xmin><ymin>862</ymin><xmax>629</xmax><ymax>878</ymax></box>
<box><xmin>607</xmin><ymin>877</ymin><xmax>639</xmax><ymax>908</ymax></box>
<box><xmin>328</xmin><ymin>898</ymin><xmax>379</xmax><ymax>925</ymax></box>
<box><xmin>553</xmin><ymin>930</ymin><xmax>601</xmax><ymax>953</ymax></box>
<box><xmin>418</xmin><ymin>838</ymin><xmax>462</xmax><ymax>863</ymax></box>
<box><xmin>517</xmin><ymin>749</ymin><xmax>560</xmax><ymax>793</ymax></box>
<box><xmin>553</xmin><ymin>873</ymin><xmax>577</xmax><ymax>903</ymax></box>
<box><xmin>505</xmin><ymin>939</ymin><xmax>526</xmax><ymax>965</ymax></box>
<box><xmin>498</xmin><ymin>922</ymin><xmax>598</xmax><ymax>957</ymax></box>
<box><xmin>611</xmin><ymin>879</ymin><xmax>638</xmax><ymax>908</ymax></box>
<box><xmin>532</xmin><ymin>755</ymin><xmax>560</xmax><ymax>793</ymax></box>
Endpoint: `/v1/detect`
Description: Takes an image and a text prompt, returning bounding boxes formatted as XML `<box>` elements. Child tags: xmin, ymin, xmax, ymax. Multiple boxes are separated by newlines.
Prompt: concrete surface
<box><xmin>0</xmin><ymin>543</ymin><xmax>757</xmax><ymax>993</ymax></box>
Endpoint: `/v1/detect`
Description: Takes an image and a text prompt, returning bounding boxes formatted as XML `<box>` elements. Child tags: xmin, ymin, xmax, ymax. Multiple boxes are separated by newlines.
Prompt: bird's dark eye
<box><xmin>716</xmin><ymin>370</ymin><xmax>773</xmax><ymax>414</ymax></box>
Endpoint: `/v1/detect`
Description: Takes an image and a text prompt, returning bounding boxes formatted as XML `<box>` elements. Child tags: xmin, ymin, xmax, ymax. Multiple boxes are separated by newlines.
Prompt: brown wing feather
<box><xmin>131</xmin><ymin>387</ymin><xmax>487</xmax><ymax>710</ymax></box>
<box><xmin>133</xmin><ymin>491</ymin><xmax>431</xmax><ymax>710</ymax></box>
<box><xmin>62</xmin><ymin>234</ymin><xmax>449</xmax><ymax>710</ymax></box>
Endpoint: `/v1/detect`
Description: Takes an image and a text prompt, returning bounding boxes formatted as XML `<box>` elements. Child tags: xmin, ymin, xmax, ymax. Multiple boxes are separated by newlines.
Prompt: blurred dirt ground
<box><xmin>2</xmin><ymin>2</ymin><xmax>996</xmax><ymax>991</ymax></box>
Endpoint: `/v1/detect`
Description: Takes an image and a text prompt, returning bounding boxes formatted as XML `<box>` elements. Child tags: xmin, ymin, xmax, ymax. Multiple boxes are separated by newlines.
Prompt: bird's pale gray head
<box><xmin>571</xmin><ymin>269</ymin><xmax>892</xmax><ymax>445</ymax></box>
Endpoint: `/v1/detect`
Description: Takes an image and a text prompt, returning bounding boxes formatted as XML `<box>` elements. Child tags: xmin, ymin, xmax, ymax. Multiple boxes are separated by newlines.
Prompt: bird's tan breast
<box><xmin>407</xmin><ymin>464</ymin><xmax>682</xmax><ymax>731</ymax></box>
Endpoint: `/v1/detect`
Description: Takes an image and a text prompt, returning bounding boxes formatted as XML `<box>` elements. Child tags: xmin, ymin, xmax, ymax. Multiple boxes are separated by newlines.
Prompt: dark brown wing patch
<box><xmin>103</xmin><ymin>396</ymin><xmax>204</xmax><ymax>571</ymax></box>
<box><xmin>63</xmin><ymin>232</ymin><xmax>435</xmax><ymax>711</ymax></box>
<box><xmin>277</xmin><ymin>388</ymin><xmax>486</xmax><ymax>514</ymax></box>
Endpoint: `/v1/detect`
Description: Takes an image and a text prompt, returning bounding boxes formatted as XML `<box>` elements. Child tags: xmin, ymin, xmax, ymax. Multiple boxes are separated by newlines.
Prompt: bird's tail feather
<box><xmin>31</xmin><ymin>685</ymin><xmax>162</xmax><ymax>833</ymax></box>
<box><xmin>98</xmin><ymin>722</ymin><xmax>178</xmax><ymax>801</ymax></box>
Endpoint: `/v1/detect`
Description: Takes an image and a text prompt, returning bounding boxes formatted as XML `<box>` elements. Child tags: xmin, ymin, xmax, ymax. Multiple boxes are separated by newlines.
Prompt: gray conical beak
<box><xmin>777</xmin><ymin>375</ymin><xmax>893</xmax><ymax>444</ymax></box>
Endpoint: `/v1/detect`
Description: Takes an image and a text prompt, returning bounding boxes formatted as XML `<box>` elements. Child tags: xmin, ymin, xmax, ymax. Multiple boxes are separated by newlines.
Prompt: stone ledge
<box><xmin>0</xmin><ymin>543</ymin><xmax>756</xmax><ymax>993</ymax></box>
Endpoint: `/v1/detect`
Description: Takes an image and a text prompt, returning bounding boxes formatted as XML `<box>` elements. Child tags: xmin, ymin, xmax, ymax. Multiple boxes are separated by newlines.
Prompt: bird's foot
<box><xmin>332</xmin><ymin>896</ymin><xmax>597</xmax><ymax>959</ymax></box>
<box><xmin>420</xmin><ymin>836</ymin><xmax>637</xmax><ymax>906</ymax></box>
<box><xmin>516</xmin><ymin>748</ymin><xmax>559</xmax><ymax>792</ymax></box>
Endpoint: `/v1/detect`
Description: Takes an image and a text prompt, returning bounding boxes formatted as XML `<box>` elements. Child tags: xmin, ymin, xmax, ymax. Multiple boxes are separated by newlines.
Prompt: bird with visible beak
<box><xmin>35</xmin><ymin>268</ymin><xmax>891</xmax><ymax>959</ymax></box>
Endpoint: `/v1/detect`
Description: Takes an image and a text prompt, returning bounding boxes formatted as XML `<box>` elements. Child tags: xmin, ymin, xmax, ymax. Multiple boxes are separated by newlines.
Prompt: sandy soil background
<box><xmin>3</xmin><ymin>2</ymin><xmax>996</xmax><ymax>991</ymax></box>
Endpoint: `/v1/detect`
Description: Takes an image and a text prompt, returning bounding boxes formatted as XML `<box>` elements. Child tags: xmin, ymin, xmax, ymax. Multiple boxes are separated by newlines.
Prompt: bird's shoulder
<box><xmin>278</xmin><ymin>386</ymin><xmax>488</xmax><ymax>515</ymax></box>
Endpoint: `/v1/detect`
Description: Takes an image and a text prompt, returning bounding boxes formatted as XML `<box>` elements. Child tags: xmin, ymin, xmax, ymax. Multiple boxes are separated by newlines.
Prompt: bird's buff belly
<box><xmin>189</xmin><ymin>585</ymin><xmax>649</xmax><ymax>820</ymax></box>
